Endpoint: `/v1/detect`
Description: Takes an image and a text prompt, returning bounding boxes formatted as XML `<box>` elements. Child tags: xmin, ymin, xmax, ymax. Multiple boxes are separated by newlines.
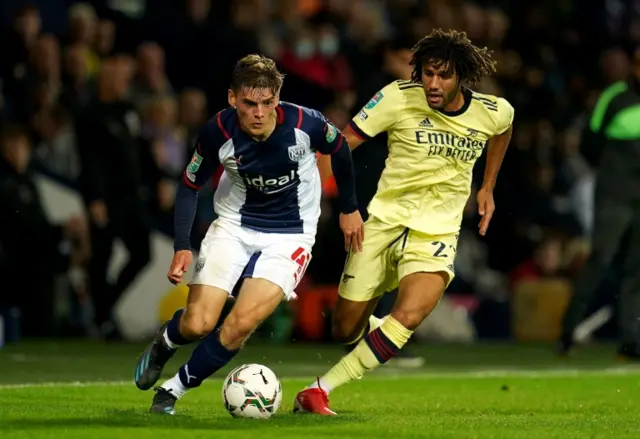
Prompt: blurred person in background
<box><xmin>0</xmin><ymin>5</ymin><xmax>41</xmax><ymax>109</ymax></box>
<box><xmin>60</xmin><ymin>42</ymin><xmax>96</xmax><ymax>115</ymax></box>
<box><xmin>558</xmin><ymin>47</ymin><xmax>640</xmax><ymax>360</ymax></box>
<box><xmin>143</xmin><ymin>95</ymin><xmax>187</xmax><ymax>227</ymax></box>
<box><xmin>65</xmin><ymin>3</ymin><xmax>100</xmax><ymax>77</ymax></box>
<box><xmin>94</xmin><ymin>19</ymin><xmax>115</xmax><ymax>60</ymax></box>
<box><xmin>0</xmin><ymin>124</ymin><xmax>88</xmax><ymax>337</ymax></box>
<box><xmin>32</xmin><ymin>104</ymin><xmax>81</xmax><ymax>181</ymax></box>
<box><xmin>132</xmin><ymin>42</ymin><xmax>175</xmax><ymax>116</ymax></box>
<box><xmin>279</xmin><ymin>16</ymin><xmax>353</xmax><ymax>93</ymax></box>
<box><xmin>77</xmin><ymin>56</ymin><xmax>157</xmax><ymax>339</ymax></box>
<box><xmin>13</xmin><ymin>33</ymin><xmax>62</xmax><ymax>124</ymax></box>
<box><xmin>177</xmin><ymin>88</ymin><xmax>208</xmax><ymax>148</ymax></box>
<box><xmin>144</xmin><ymin>95</ymin><xmax>187</xmax><ymax>180</ymax></box>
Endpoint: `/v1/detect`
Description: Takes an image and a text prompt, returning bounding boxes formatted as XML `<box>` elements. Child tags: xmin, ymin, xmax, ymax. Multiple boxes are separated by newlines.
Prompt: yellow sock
<box><xmin>368</xmin><ymin>315</ymin><xmax>385</xmax><ymax>333</ymax></box>
<box><xmin>345</xmin><ymin>314</ymin><xmax>385</xmax><ymax>345</ymax></box>
<box><xmin>319</xmin><ymin>316</ymin><xmax>412</xmax><ymax>392</ymax></box>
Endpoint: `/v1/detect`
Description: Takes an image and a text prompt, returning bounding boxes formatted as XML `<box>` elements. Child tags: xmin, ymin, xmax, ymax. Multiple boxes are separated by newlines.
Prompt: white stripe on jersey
<box><xmin>293</xmin><ymin>128</ymin><xmax>321</xmax><ymax>235</ymax></box>
<box><xmin>214</xmin><ymin>138</ymin><xmax>245</xmax><ymax>225</ymax></box>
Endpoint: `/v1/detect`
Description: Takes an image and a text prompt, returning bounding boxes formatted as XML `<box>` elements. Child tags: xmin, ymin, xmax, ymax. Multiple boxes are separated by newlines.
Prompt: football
<box><xmin>222</xmin><ymin>364</ymin><xmax>282</xmax><ymax>419</ymax></box>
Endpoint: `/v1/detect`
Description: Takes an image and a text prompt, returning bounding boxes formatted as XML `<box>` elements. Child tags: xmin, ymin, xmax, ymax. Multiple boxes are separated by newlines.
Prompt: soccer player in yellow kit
<box><xmin>294</xmin><ymin>29</ymin><xmax>514</xmax><ymax>415</ymax></box>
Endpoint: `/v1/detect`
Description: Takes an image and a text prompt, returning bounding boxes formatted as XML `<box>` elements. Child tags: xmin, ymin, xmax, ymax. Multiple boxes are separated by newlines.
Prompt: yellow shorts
<box><xmin>338</xmin><ymin>215</ymin><xmax>458</xmax><ymax>302</ymax></box>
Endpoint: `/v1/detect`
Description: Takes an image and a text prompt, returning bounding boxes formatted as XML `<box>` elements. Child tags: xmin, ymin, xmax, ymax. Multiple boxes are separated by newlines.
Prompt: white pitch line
<box><xmin>1</xmin><ymin>367</ymin><xmax>639</xmax><ymax>390</ymax></box>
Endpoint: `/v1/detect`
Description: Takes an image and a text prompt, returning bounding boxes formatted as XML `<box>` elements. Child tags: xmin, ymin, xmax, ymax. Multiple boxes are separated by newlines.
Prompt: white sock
<box><xmin>163</xmin><ymin>328</ymin><xmax>180</xmax><ymax>349</ymax></box>
<box><xmin>307</xmin><ymin>377</ymin><xmax>333</xmax><ymax>394</ymax></box>
<box><xmin>161</xmin><ymin>373</ymin><xmax>188</xmax><ymax>399</ymax></box>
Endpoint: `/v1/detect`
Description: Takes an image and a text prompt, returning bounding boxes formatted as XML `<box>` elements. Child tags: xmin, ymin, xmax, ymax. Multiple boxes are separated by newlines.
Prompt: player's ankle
<box><xmin>307</xmin><ymin>377</ymin><xmax>332</xmax><ymax>394</ymax></box>
<box><xmin>162</xmin><ymin>374</ymin><xmax>188</xmax><ymax>399</ymax></box>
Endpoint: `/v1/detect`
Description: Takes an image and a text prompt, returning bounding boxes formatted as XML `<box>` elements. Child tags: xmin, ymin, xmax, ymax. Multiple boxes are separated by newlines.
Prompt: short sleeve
<box><xmin>349</xmin><ymin>82</ymin><xmax>402</xmax><ymax>139</ymax></box>
<box><xmin>495</xmin><ymin>97</ymin><xmax>514</xmax><ymax>135</ymax></box>
<box><xmin>182</xmin><ymin>112</ymin><xmax>226</xmax><ymax>189</ymax></box>
<box><xmin>300</xmin><ymin>107</ymin><xmax>346</xmax><ymax>155</ymax></box>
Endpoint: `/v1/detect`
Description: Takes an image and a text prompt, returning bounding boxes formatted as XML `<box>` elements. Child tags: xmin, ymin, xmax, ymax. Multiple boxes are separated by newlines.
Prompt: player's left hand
<box><xmin>340</xmin><ymin>210</ymin><xmax>364</xmax><ymax>252</ymax></box>
<box><xmin>477</xmin><ymin>188</ymin><xmax>495</xmax><ymax>236</ymax></box>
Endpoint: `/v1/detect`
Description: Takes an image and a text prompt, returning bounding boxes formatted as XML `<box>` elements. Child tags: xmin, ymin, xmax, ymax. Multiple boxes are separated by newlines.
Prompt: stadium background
<box><xmin>0</xmin><ymin>0</ymin><xmax>632</xmax><ymax>346</ymax></box>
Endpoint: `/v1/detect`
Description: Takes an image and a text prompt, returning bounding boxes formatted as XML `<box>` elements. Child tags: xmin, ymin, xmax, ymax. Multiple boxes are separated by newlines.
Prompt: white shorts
<box><xmin>191</xmin><ymin>219</ymin><xmax>315</xmax><ymax>300</ymax></box>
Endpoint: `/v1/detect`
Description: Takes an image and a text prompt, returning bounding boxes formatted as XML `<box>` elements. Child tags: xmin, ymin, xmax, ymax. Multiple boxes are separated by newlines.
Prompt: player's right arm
<box><xmin>318</xmin><ymin>82</ymin><xmax>401</xmax><ymax>182</ymax></box>
<box><xmin>169</xmin><ymin>114</ymin><xmax>224</xmax><ymax>284</ymax></box>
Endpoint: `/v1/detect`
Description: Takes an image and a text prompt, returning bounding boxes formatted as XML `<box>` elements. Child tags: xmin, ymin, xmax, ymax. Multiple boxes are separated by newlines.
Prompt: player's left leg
<box><xmin>345</xmin><ymin>290</ymin><xmax>425</xmax><ymax>369</ymax></box>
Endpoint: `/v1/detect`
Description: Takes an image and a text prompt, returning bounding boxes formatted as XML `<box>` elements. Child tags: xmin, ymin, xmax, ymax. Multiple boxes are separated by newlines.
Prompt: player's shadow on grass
<box><xmin>0</xmin><ymin>409</ymin><xmax>363</xmax><ymax>431</ymax></box>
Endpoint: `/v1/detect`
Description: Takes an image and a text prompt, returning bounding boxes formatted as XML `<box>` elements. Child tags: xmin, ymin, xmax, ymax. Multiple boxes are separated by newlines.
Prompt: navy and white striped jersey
<box><xmin>183</xmin><ymin>102</ymin><xmax>346</xmax><ymax>235</ymax></box>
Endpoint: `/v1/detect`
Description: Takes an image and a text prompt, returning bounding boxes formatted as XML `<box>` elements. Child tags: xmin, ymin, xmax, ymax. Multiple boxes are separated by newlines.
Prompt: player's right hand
<box><xmin>168</xmin><ymin>250</ymin><xmax>193</xmax><ymax>285</ymax></box>
<box><xmin>339</xmin><ymin>210</ymin><xmax>364</xmax><ymax>252</ymax></box>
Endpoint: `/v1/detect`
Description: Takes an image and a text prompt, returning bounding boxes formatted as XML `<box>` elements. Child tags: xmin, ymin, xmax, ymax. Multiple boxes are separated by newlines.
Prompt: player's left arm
<box><xmin>304</xmin><ymin>108</ymin><xmax>364</xmax><ymax>250</ymax></box>
<box><xmin>478</xmin><ymin>98</ymin><xmax>514</xmax><ymax>236</ymax></box>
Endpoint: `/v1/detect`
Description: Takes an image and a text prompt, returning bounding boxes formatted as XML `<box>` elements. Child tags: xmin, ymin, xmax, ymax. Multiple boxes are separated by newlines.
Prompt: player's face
<box><xmin>229</xmin><ymin>87</ymin><xmax>279</xmax><ymax>139</ymax></box>
<box><xmin>421</xmin><ymin>62</ymin><xmax>460</xmax><ymax>110</ymax></box>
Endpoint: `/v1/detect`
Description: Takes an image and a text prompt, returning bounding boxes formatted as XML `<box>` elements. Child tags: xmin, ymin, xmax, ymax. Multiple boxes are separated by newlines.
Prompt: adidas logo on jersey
<box><xmin>418</xmin><ymin>118</ymin><xmax>433</xmax><ymax>128</ymax></box>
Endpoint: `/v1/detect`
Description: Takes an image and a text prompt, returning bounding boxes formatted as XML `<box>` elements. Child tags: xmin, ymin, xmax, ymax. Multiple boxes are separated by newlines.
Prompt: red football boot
<box><xmin>293</xmin><ymin>380</ymin><xmax>337</xmax><ymax>415</ymax></box>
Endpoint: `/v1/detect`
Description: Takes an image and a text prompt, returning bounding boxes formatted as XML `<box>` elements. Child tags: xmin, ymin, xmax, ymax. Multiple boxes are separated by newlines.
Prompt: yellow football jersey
<box><xmin>350</xmin><ymin>80</ymin><xmax>514</xmax><ymax>235</ymax></box>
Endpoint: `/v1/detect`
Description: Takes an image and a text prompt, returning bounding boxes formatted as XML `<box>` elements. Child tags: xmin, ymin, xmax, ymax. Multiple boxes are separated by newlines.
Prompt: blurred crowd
<box><xmin>0</xmin><ymin>0</ymin><xmax>637</xmax><ymax>341</ymax></box>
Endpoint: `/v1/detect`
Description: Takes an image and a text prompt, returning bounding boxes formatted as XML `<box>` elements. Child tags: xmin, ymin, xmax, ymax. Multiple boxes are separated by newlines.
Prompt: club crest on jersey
<box><xmin>288</xmin><ymin>145</ymin><xmax>306</xmax><ymax>162</ymax></box>
<box><xmin>325</xmin><ymin>123</ymin><xmax>338</xmax><ymax>143</ymax></box>
<box><xmin>364</xmin><ymin>91</ymin><xmax>384</xmax><ymax>109</ymax></box>
<box><xmin>195</xmin><ymin>257</ymin><xmax>206</xmax><ymax>273</ymax></box>
<box><xmin>186</xmin><ymin>150</ymin><xmax>203</xmax><ymax>182</ymax></box>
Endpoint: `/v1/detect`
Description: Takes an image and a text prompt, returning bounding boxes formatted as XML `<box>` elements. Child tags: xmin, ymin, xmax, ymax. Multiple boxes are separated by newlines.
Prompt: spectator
<box><xmin>60</xmin><ymin>42</ymin><xmax>96</xmax><ymax>114</ymax></box>
<box><xmin>76</xmin><ymin>56</ymin><xmax>157</xmax><ymax>339</ymax></box>
<box><xmin>0</xmin><ymin>5</ymin><xmax>41</xmax><ymax>99</ymax></box>
<box><xmin>94</xmin><ymin>19</ymin><xmax>115</xmax><ymax>59</ymax></box>
<box><xmin>66</xmin><ymin>3</ymin><xmax>100</xmax><ymax>77</ymax></box>
<box><xmin>132</xmin><ymin>42</ymin><xmax>175</xmax><ymax>117</ymax></box>
<box><xmin>178</xmin><ymin>88</ymin><xmax>208</xmax><ymax>148</ymax></box>
<box><xmin>32</xmin><ymin>105</ymin><xmax>80</xmax><ymax>181</ymax></box>
<box><xmin>0</xmin><ymin>124</ymin><xmax>88</xmax><ymax>336</ymax></box>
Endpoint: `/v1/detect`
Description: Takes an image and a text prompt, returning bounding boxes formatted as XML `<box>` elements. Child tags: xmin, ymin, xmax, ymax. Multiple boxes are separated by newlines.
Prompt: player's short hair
<box><xmin>410</xmin><ymin>29</ymin><xmax>496</xmax><ymax>86</ymax></box>
<box><xmin>231</xmin><ymin>54</ymin><xmax>285</xmax><ymax>96</ymax></box>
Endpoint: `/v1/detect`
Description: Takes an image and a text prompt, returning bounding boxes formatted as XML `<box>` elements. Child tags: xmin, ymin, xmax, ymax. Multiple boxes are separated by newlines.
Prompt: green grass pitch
<box><xmin>1</xmin><ymin>341</ymin><xmax>639</xmax><ymax>438</ymax></box>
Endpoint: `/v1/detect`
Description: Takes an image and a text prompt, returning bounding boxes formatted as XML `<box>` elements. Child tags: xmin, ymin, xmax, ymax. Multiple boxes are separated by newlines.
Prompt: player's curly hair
<box><xmin>231</xmin><ymin>54</ymin><xmax>285</xmax><ymax>95</ymax></box>
<box><xmin>410</xmin><ymin>29</ymin><xmax>496</xmax><ymax>86</ymax></box>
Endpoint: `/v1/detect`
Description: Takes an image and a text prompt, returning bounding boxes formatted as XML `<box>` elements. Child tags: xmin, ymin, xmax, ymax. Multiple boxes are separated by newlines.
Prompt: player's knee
<box><xmin>180</xmin><ymin>309</ymin><xmax>216</xmax><ymax>339</ymax></box>
<box><xmin>390</xmin><ymin>308</ymin><xmax>425</xmax><ymax>331</ymax></box>
<box><xmin>220</xmin><ymin>311</ymin><xmax>258</xmax><ymax>349</ymax></box>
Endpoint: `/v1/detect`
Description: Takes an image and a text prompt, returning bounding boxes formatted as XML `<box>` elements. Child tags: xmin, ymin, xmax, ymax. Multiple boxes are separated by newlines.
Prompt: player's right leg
<box><xmin>134</xmin><ymin>284</ymin><xmax>229</xmax><ymax>391</ymax></box>
<box><xmin>295</xmin><ymin>217</ymin><xmax>400</xmax><ymax>415</ymax></box>
<box><xmin>134</xmin><ymin>219</ymin><xmax>251</xmax><ymax>393</ymax></box>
